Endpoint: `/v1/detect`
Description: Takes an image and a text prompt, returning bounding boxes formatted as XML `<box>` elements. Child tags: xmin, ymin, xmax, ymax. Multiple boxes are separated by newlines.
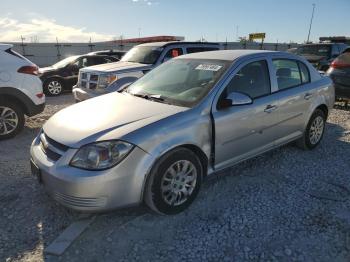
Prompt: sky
<box><xmin>0</xmin><ymin>0</ymin><xmax>349</xmax><ymax>44</ymax></box>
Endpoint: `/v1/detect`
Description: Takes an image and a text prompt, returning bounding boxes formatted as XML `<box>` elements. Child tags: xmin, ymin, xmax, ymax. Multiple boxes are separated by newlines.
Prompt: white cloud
<box><xmin>0</xmin><ymin>17</ymin><xmax>113</xmax><ymax>43</ymax></box>
<box><xmin>132</xmin><ymin>0</ymin><xmax>159</xmax><ymax>6</ymax></box>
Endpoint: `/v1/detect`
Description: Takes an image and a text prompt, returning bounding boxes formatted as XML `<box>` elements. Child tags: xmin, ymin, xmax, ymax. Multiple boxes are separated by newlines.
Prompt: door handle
<box><xmin>264</xmin><ymin>105</ymin><xmax>277</xmax><ymax>113</ymax></box>
<box><xmin>304</xmin><ymin>93</ymin><xmax>313</xmax><ymax>100</ymax></box>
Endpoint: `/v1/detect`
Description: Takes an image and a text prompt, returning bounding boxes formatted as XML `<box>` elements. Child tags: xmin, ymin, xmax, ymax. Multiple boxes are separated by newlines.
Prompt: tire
<box><xmin>296</xmin><ymin>109</ymin><xmax>326</xmax><ymax>150</ymax></box>
<box><xmin>144</xmin><ymin>148</ymin><xmax>203</xmax><ymax>215</ymax></box>
<box><xmin>44</xmin><ymin>78</ymin><xmax>63</xmax><ymax>96</ymax></box>
<box><xmin>0</xmin><ymin>99</ymin><xmax>25</xmax><ymax>140</ymax></box>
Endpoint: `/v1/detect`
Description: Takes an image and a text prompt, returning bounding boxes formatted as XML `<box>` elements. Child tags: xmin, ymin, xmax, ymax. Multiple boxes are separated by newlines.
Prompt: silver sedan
<box><xmin>30</xmin><ymin>50</ymin><xmax>334</xmax><ymax>214</ymax></box>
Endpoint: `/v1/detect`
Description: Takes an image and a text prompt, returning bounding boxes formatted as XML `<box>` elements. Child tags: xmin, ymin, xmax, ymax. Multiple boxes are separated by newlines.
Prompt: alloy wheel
<box><xmin>0</xmin><ymin>106</ymin><xmax>19</xmax><ymax>135</ymax></box>
<box><xmin>47</xmin><ymin>81</ymin><xmax>62</xmax><ymax>95</ymax></box>
<box><xmin>309</xmin><ymin>116</ymin><xmax>324</xmax><ymax>145</ymax></box>
<box><xmin>160</xmin><ymin>160</ymin><xmax>197</xmax><ymax>206</ymax></box>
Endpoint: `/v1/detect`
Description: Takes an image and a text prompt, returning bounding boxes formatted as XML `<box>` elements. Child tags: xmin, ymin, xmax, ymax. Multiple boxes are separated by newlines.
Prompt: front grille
<box><xmin>89</xmin><ymin>83</ymin><xmax>97</xmax><ymax>89</ymax></box>
<box><xmin>40</xmin><ymin>133</ymin><xmax>69</xmax><ymax>161</ymax></box>
<box><xmin>90</xmin><ymin>74</ymin><xmax>99</xmax><ymax>81</ymax></box>
<box><xmin>79</xmin><ymin>72</ymin><xmax>99</xmax><ymax>89</ymax></box>
<box><xmin>53</xmin><ymin>191</ymin><xmax>107</xmax><ymax>208</ymax></box>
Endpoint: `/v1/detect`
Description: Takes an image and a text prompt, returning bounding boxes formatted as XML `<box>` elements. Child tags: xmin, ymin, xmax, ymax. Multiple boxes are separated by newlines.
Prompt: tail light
<box><xmin>331</xmin><ymin>60</ymin><xmax>350</xmax><ymax>69</ymax></box>
<box><xmin>36</xmin><ymin>93</ymin><xmax>44</xmax><ymax>99</ymax></box>
<box><xmin>17</xmin><ymin>65</ymin><xmax>39</xmax><ymax>76</ymax></box>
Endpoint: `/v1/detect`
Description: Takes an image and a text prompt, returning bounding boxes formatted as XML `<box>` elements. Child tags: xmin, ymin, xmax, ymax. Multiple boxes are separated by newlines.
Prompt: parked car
<box><xmin>326</xmin><ymin>52</ymin><xmax>350</xmax><ymax>99</ymax></box>
<box><xmin>30</xmin><ymin>50</ymin><xmax>334</xmax><ymax>214</ymax></box>
<box><xmin>88</xmin><ymin>50</ymin><xmax>127</xmax><ymax>60</ymax></box>
<box><xmin>73</xmin><ymin>41</ymin><xmax>221</xmax><ymax>102</ymax></box>
<box><xmin>39</xmin><ymin>54</ymin><xmax>118</xmax><ymax>96</ymax></box>
<box><xmin>295</xmin><ymin>43</ymin><xmax>349</xmax><ymax>71</ymax></box>
<box><xmin>0</xmin><ymin>44</ymin><xmax>45</xmax><ymax>140</ymax></box>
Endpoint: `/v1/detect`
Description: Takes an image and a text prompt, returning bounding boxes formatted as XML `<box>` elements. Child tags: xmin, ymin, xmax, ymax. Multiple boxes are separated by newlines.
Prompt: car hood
<box><xmin>43</xmin><ymin>92</ymin><xmax>187</xmax><ymax>148</ymax></box>
<box><xmin>80</xmin><ymin>61</ymin><xmax>152</xmax><ymax>73</ymax></box>
<box><xmin>39</xmin><ymin>66</ymin><xmax>56</xmax><ymax>73</ymax></box>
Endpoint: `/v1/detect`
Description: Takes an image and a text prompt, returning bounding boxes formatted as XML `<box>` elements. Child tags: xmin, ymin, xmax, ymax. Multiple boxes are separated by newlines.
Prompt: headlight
<box><xmin>70</xmin><ymin>141</ymin><xmax>134</xmax><ymax>170</ymax></box>
<box><xmin>98</xmin><ymin>74</ymin><xmax>118</xmax><ymax>89</ymax></box>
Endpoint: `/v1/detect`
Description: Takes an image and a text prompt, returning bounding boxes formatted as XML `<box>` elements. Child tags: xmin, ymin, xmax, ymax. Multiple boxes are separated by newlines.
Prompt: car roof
<box><xmin>137</xmin><ymin>41</ymin><xmax>220</xmax><ymax>48</ymax></box>
<box><xmin>0</xmin><ymin>44</ymin><xmax>13</xmax><ymax>51</ymax></box>
<box><xmin>176</xmin><ymin>49</ymin><xmax>278</xmax><ymax>61</ymax></box>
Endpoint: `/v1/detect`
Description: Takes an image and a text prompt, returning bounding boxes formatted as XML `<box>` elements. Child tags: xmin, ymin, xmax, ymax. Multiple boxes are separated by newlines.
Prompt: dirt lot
<box><xmin>1</xmin><ymin>94</ymin><xmax>350</xmax><ymax>262</ymax></box>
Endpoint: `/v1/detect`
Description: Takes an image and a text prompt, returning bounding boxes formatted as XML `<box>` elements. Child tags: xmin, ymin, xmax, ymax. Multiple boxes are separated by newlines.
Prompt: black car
<box><xmin>88</xmin><ymin>50</ymin><xmax>127</xmax><ymax>60</ymax></box>
<box><xmin>326</xmin><ymin>52</ymin><xmax>350</xmax><ymax>100</ymax></box>
<box><xmin>39</xmin><ymin>54</ymin><xmax>118</xmax><ymax>96</ymax></box>
<box><xmin>294</xmin><ymin>43</ymin><xmax>349</xmax><ymax>71</ymax></box>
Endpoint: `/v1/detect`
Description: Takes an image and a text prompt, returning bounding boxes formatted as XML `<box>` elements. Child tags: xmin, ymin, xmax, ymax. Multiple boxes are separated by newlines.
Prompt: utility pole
<box><xmin>307</xmin><ymin>3</ymin><xmax>316</xmax><ymax>43</ymax></box>
<box><xmin>20</xmin><ymin>35</ymin><xmax>26</xmax><ymax>56</ymax></box>
<box><xmin>55</xmin><ymin>37</ymin><xmax>61</xmax><ymax>62</ymax></box>
<box><xmin>138</xmin><ymin>28</ymin><xmax>141</xmax><ymax>38</ymax></box>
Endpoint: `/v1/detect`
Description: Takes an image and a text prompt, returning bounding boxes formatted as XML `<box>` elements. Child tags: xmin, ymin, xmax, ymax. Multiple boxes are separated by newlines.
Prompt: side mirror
<box><xmin>218</xmin><ymin>92</ymin><xmax>252</xmax><ymax>109</ymax></box>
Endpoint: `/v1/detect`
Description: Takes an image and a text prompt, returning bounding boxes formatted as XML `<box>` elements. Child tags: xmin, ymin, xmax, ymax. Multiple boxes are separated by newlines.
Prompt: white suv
<box><xmin>0</xmin><ymin>44</ymin><xmax>45</xmax><ymax>140</ymax></box>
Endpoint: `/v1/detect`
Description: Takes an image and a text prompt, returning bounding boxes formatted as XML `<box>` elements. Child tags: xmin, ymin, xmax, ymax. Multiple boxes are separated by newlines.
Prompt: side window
<box><xmin>298</xmin><ymin>62</ymin><xmax>310</xmax><ymax>84</ymax></box>
<box><xmin>273</xmin><ymin>59</ymin><xmax>302</xmax><ymax>90</ymax></box>
<box><xmin>162</xmin><ymin>48</ymin><xmax>183</xmax><ymax>62</ymax></box>
<box><xmin>186</xmin><ymin>47</ymin><xmax>218</xmax><ymax>54</ymax></box>
<box><xmin>225</xmin><ymin>60</ymin><xmax>271</xmax><ymax>99</ymax></box>
<box><xmin>92</xmin><ymin>56</ymin><xmax>106</xmax><ymax>64</ymax></box>
<box><xmin>73</xmin><ymin>57</ymin><xmax>88</xmax><ymax>68</ymax></box>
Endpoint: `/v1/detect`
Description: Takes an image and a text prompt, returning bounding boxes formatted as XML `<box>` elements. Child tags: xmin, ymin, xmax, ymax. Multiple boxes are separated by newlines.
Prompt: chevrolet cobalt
<box><xmin>30</xmin><ymin>50</ymin><xmax>334</xmax><ymax>214</ymax></box>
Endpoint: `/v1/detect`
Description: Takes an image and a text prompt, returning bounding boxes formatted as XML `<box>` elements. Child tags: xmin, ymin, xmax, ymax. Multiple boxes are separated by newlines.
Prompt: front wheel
<box><xmin>144</xmin><ymin>148</ymin><xmax>203</xmax><ymax>215</ymax></box>
<box><xmin>44</xmin><ymin>79</ymin><xmax>63</xmax><ymax>96</ymax></box>
<box><xmin>296</xmin><ymin>109</ymin><xmax>326</xmax><ymax>150</ymax></box>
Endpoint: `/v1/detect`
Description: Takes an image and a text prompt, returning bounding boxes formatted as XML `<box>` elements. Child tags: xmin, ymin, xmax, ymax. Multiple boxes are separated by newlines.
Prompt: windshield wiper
<box><xmin>130</xmin><ymin>92</ymin><xmax>171</xmax><ymax>104</ymax></box>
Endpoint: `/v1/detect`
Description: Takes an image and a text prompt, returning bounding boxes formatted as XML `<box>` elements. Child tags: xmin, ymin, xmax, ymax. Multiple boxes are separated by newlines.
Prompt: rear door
<box><xmin>270</xmin><ymin>58</ymin><xmax>314</xmax><ymax>144</ymax></box>
<box><xmin>212</xmin><ymin>58</ymin><xmax>280</xmax><ymax>170</ymax></box>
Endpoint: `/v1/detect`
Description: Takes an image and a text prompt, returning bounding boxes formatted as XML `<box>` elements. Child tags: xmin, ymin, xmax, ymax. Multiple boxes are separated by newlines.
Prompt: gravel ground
<box><xmin>1</xmin><ymin>95</ymin><xmax>350</xmax><ymax>262</ymax></box>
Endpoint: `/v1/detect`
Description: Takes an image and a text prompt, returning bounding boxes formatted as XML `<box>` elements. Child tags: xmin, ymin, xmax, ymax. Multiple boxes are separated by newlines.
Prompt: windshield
<box><xmin>121</xmin><ymin>46</ymin><xmax>163</xmax><ymax>64</ymax></box>
<box><xmin>296</xmin><ymin>45</ymin><xmax>331</xmax><ymax>57</ymax></box>
<box><xmin>52</xmin><ymin>56</ymin><xmax>79</xmax><ymax>68</ymax></box>
<box><xmin>126</xmin><ymin>58</ymin><xmax>230</xmax><ymax>107</ymax></box>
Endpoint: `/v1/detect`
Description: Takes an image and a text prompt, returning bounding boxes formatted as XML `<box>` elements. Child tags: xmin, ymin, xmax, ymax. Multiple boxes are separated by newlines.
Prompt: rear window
<box><xmin>296</xmin><ymin>45</ymin><xmax>331</xmax><ymax>58</ymax></box>
<box><xmin>186</xmin><ymin>47</ymin><xmax>218</xmax><ymax>54</ymax></box>
<box><xmin>5</xmin><ymin>48</ymin><xmax>26</xmax><ymax>60</ymax></box>
<box><xmin>273</xmin><ymin>59</ymin><xmax>302</xmax><ymax>90</ymax></box>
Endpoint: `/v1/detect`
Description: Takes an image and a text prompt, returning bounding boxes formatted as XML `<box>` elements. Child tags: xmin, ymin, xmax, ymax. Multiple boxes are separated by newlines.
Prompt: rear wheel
<box><xmin>296</xmin><ymin>109</ymin><xmax>326</xmax><ymax>150</ymax></box>
<box><xmin>144</xmin><ymin>148</ymin><xmax>203</xmax><ymax>215</ymax></box>
<box><xmin>44</xmin><ymin>79</ymin><xmax>63</xmax><ymax>96</ymax></box>
<box><xmin>0</xmin><ymin>99</ymin><xmax>25</xmax><ymax>140</ymax></box>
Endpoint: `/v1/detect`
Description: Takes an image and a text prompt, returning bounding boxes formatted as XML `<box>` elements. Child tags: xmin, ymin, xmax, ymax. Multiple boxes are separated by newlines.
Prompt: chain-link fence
<box><xmin>6</xmin><ymin>41</ymin><xmax>298</xmax><ymax>67</ymax></box>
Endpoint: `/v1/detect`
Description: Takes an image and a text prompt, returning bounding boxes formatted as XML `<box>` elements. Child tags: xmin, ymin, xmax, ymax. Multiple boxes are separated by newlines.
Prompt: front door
<box><xmin>212</xmin><ymin>59</ymin><xmax>280</xmax><ymax>170</ymax></box>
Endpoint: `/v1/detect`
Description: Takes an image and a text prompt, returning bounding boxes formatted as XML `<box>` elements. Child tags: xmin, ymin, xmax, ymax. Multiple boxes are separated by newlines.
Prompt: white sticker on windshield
<box><xmin>195</xmin><ymin>64</ymin><xmax>222</xmax><ymax>71</ymax></box>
